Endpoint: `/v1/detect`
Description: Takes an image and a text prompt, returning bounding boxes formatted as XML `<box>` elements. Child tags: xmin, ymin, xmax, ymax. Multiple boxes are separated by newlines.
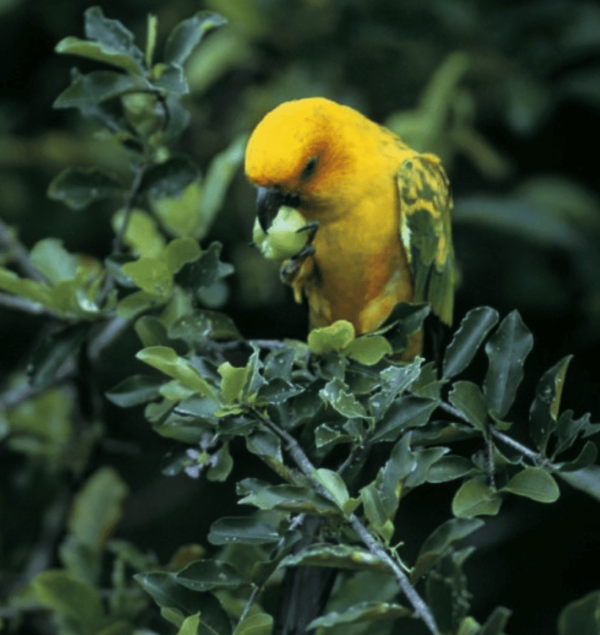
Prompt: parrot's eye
<box><xmin>301</xmin><ymin>156</ymin><xmax>318</xmax><ymax>180</ymax></box>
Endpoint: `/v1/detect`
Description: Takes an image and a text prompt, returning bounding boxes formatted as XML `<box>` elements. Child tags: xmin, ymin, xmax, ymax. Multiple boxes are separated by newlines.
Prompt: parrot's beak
<box><xmin>256</xmin><ymin>186</ymin><xmax>301</xmax><ymax>232</ymax></box>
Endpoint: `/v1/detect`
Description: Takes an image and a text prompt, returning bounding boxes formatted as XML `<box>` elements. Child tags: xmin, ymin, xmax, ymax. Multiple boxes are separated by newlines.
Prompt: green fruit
<box><xmin>252</xmin><ymin>205</ymin><xmax>309</xmax><ymax>260</ymax></box>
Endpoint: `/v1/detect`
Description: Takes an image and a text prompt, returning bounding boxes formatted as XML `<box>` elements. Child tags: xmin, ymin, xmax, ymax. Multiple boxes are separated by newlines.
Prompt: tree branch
<box><xmin>251</xmin><ymin>408</ymin><xmax>440</xmax><ymax>635</ymax></box>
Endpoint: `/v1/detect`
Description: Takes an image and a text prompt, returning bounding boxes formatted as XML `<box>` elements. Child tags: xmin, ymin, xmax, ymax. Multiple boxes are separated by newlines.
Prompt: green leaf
<box><xmin>207</xmin><ymin>442</ymin><xmax>234</xmax><ymax>482</ymax></box>
<box><xmin>32</xmin><ymin>570</ymin><xmax>104</xmax><ymax>629</ymax></box>
<box><xmin>67</xmin><ymin>467</ymin><xmax>128</xmax><ymax>551</ymax></box>
<box><xmin>557</xmin><ymin>464</ymin><xmax>600</xmax><ymax>503</ymax></box>
<box><xmin>106</xmin><ymin>374</ymin><xmax>164</xmax><ymax>407</ymax></box>
<box><xmin>556</xmin><ymin>411</ymin><xmax>600</xmax><ymax>457</ymax></box>
<box><xmin>48</xmin><ymin>167</ymin><xmax>124</xmax><ymax>211</ymax></box>
<box><xmin>135</xmin><ymin>571</ymin><xmax>232</xmax><ymax>634</ymax></box>
<box><xmin>169</xmin><ymin>310</ymin><xmax>241</xmax><ymax>344</ymax></box>
<box><xmin>175</xmin><ymin>559</ymin><xmax>244</xmax><ymax>592</ymax></box>
<box><xmin>279</xmin><ymin>544</ymin><xmax>387</xmax><ymax>572</ymax></box>
<box><xmin>309</xmin><ymin>601</ymin><xmax>411</xmax><ymax>629</ymax></box>
<box><xmin>443</xmin><ymin>307</ymin><xmax>500</xmax><ymax>378</ymax></box>
<box><xmin>208</xmin><ymin>517</ymin><xmax>280</xmax><ymax>545</ymax></box>
<box><xmin>449</xmin><ymin>381</ymin><xmax>488</xmax><ymax>432</ymax></box>
<box><xmin>165</xmin><ymin>11</ymin><xmax>227</xmax><ymax>66</ymax></box>
<box><xmin>558</xmin><ymin>590</ymin><xmax>600</xmax><ymax>635</ymax></box>
<box><xmin>144</xmin><ymin>156</ymin><xmax>202</xmax><ymax>237</ymax></box>
<box><xmin>319</xmin><ymin>377</ymin><xmax>368</xmax><ymax>419</ymax></box>
<box><xmin>313</xmin><ymin>468</ymin><xmax>353</xmax><ymax>512</ymax></box>
<box><xmin>483</xmin><ymin>310</ymin><xmax>533</xmax><ymax>418</ymax></box>
<box><xmin>237</xmin><ymin>479</ymin><xmax>339</xmax><ymax>515</ymax></box>
<box><xmin>343</xmin><ymin>335</ymin><xmax>393</xmax><ymax>366</ymax></box>
<box><xmin>308</xmin><ymin>320</ymin><xmax>355</xmax><ymax>354</ymax></box>
<box><xmin>55</xmin><ymin>7</ymin><xmax>144</xmax><ymax>74</ymax></box>
<box><xmin>558</xmin><ymin>441</ymin><xmax>598</xmax><ymax>472</ymax></box>
<box><xmin>56</xmin><ymin>37</ymin><xmax>144</xmax><ymax>75</ymax></box>
<box><xmin>529</xmin><ymin>356</ymin><xmax>572</xmax><ymax>452</ymax></box>
<box><xmin>113</xmin><ymin>208</ymin><xmax>166</xmax><ymax>258</ymax></box>
<box><xmin>177</xmin><ymin>241</ymin><xmax>234</xmax><ymax>290</ymax></box>
<box><xmin>233</xmin><ymin>611</ymin><xmax>273</xmax><ymax>635</ymax></box>
<box><xmin>378</xmin><ymin>302</ymin><xmax>430</xmax><ymax>354</ymax></box>
<box><xmin>219</xmin><ymin>362</ymin><xmax>250</xmax><ymax>405</ymax></box>
<box><xmin>368</xmin><ymin>359</ymin><xmax>423</xmax><ymax>419</ymax></box>
<box><xmin>475</xmin><ymin>606</ymin><xmax>512</xmax><ymax>635</ymax></box>
<box><xmin>28</xmin><ymin>323</ymin><xmax>90</xmax><ymax>389</ymax></box>
<box><xmin>371</xmin><ymin>395</ymin><xmax>439</xmax><ymax>443</ymax></box>
<box><xmin>452</xmin><ymin>478</ymin><xmax>502</xmax><ymax>518</ymax></box>
<box><xmin>136</xmin><ymin>346</ymin><xmax>213</xmax><ymax>395</ymax></box>
<box><xmin>54</xmin><ymin>68</ymin><xmax>146</xmax><ymax>111</ymax></box>
<box><xmin>412</xmin><ymin>517</ymin><xmax>484</xmax><ymax>582</ymax></box>
<box><xmin>503</xmin><ymin>467</ymin><xmax>560</xmax><ymax>503</ymax></box>
<box><xmin>427</xmin><ymin>455</ymin><xmax>474</xmax><ymax>483</ymax></box>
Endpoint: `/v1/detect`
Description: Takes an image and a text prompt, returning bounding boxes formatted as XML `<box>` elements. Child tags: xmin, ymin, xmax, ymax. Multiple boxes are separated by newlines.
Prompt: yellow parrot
<box><xmin>245</xmin><ymin>97</ymin><xmax>455</xmax><ymax>356</ymax></box>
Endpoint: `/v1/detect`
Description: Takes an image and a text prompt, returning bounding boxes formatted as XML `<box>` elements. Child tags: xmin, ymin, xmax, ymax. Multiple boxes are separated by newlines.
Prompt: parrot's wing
<box><xmin>397</xmin><ymin>153</ymin><xmax>455</xmax><ymax>325</ymax></box>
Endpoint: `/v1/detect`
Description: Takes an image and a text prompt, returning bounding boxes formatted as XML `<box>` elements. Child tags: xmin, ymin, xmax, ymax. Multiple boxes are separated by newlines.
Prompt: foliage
<box><xmin>1</xmin><ymin>3</ymin><xmax>600</xmax><ymax>635</ymax></box>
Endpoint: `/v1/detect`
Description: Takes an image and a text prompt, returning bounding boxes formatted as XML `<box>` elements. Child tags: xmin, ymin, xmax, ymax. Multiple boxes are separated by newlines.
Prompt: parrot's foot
<box><xmin>280</xmin><ymin>222</ymin><xmax>319</xmax><ymax>284</ymax></box>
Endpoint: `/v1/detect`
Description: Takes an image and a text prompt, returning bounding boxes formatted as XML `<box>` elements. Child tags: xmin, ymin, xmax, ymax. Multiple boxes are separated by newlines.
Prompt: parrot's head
<box><xmin>245</xmin><ymin>97</ymin><xmax>371</xmax><ymax>232</ymax></box>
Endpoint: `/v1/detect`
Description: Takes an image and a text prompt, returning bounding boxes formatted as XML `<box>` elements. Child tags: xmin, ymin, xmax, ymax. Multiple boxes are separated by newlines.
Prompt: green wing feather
<box><xmin>397</xmin><ymin>153</ymin><xmax>455</xmax><ymax>325</ymax></box>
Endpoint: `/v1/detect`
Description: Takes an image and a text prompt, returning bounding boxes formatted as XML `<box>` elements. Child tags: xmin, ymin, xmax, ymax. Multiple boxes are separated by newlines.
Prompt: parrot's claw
<box><xmin>280</xmin><ymin>244</ymin><xmax>316</xmax><ymax>283</ymax></box>
<box><xmin>279</xmin><ymin>221</ymin><xmax>320</xmax><ymax>284</ymax></box>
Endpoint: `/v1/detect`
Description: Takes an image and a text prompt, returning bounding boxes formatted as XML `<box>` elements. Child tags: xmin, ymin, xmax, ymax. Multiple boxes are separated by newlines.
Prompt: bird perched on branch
<box><xmin>245</xmin><ymin>96</ymin><xmax>455</xmax><ymax>359</ymax></box>
<box><xmin>244</xmin><ymin>97</ymin><xmax>455</xmax><ymax>634</ymax></box>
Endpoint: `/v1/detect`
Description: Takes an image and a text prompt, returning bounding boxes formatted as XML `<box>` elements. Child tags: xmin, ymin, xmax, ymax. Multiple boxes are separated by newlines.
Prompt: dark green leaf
<box><xmin>309</xmin><ymin>602</ymin><xmax>411</xmax><ymax>629</ymax></box>
<box><xmin>168</xmin><ymin>310</ymin><xmax>241</xmax><ymax>345</ymax></box>
<box><xmin>175</xmin><ymin>559</ymin><xmax>244</xmax><ymax>592</ymax></box>
<box><xmin>106</xmin><ymin>375</ymin><xmax>164</xmax><ymax>407</ymax></box>
<box><xmin>379</xmin><ymin>302</ymin><xmax>430</xmax><ymax>354</ymax></box>
<box><xmin>319</xmin><ymin>377</ymin><xmax>369</xmax><ymax>419</ymax></box>
<box><xmin>410</xmin><ymin>361</ymin><xmax>445</xmax><ymax>400</ymax></box>
<box><xmin>558</xmin><ymin>590</ymin><xmax>600</xmax><ymax>635</ymax></box>
<box><xmin>153</xmin><ymin>63</ymin><xmax>189</xmax><ymax>94</ymax></box>
<box><xmin>177</xmin><ymin>241</ymin><xmax>234</xmax><ymax>291</ymax></box>
<box><xmin>427</xmin><ymin>455</ymin><xmax>474</xmax><ymax>483</ymax></box>
<box><xmin>555</xmin><ymin>411</ymin><xmax>600</xmax><ymax>457</ymax></box>
<box><xmin>28</xmin><ymin>323</ymin><xmax>91</xmax><ymax>389</ymax></box>
<box><xmin>164</xmin><ymin>12</ymin><xmax>227</xmax><ymax>66</ymax></box>
<box><xmin>413</xmin><ymin>518</ymin><xmax>484</xmax><ymax>582</ymax></box>
<box><xmin>529</xmin><ymin>356</ymin><xmax>572</xmax><ymax>452</ymax></box>
<box><xmin>371</xmin><ymin>395</ymin><xmax>439</xmax><ymax>443</ymax></box>
<box><xmin>134</xmin><ymin>571</ymin><xmax>232</xmax><ymax>634</ymax></box>
<box><xmin>279</xmin><ymin>544</ymin><xmax>387</xmax><ymax>572</ymax></box>
<box><xmin>257</xmin><ymin>378</ymin><xmax>303</xmax><ymax>405</ymax></box>
<box><xmin>142</xmin><ymin>155</ymin><xmax>200</xmax><ymax>199</ymax></box>
<box><xmin>443</xmin><ymin>307</ymin><xmax>499</xmax><ymax>378</ymax></box>
<box><xmin>452</xmin><ymin>478</ymin><xmax>502</xmax><ymax>518</ymax></box>
<box><xmin>479</xmin><ymin>606</ymin><xmax>512</xmax><ymax>635</ymax></box>
<box><xmin>84</xmin><ymin>6</ymin><xmax>144</xmax><ymax>68</ymax></box>
<box><xmin>556</xmin><ymin>464</ymin><xmax>600</xmax><ymax>503</ymax></box>
<box><xmin>426</xmin><ymin>549</ymin><xmax>473</xmax><ymax>634</ymax></box>
<box><xmin>245</xmin><ymin>430</ymin><xmax>282</xmax><ymax>461</ymax></box>
<box><xmin>263</xmin><ymin>349</ymin><xmax>295</xmax><ymax>381</ymax></box>
<box><xmin>558</xmin><ymin>441</ymin><xmax>598</xmax><ymax>472</ymax></box>
<box><xmin>48</xmin><ymin>167</ymin><xmax>124</xmax><ymax>211</ymax></box>
<box><xmin>483</xmin><ymin>310</ymin><xmax>533</xmax><ymax>418</ymax></box>
<box><xmin>208</xmin><ymin>517</ymin><xmax>280</xmax><ymax>545</ymax></box>
<box><xmin>449</xmin><ymin>381</ymin><xmax>488</xmax><ymax>432</ymax></box>
<box><xmin>503</xmin><ymin>467</ymin><xmax>560</xmax><ymax>503</ymax></box>
<box><xmin>237</xmin><ymin>479</ymin><xmax>339</xmax><ymax>515</ymax></box>
<box><xmin>32</xmin><ymin>570</ymin><xmax>104</xmax><ymax>629</ymax></box>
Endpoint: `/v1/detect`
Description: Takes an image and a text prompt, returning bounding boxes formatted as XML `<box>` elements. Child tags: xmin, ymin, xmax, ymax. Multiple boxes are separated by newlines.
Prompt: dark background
<box><xmin>1</xmin><ymin>1</ymin><xmax>599</xmax><ymax>633</ymax></box>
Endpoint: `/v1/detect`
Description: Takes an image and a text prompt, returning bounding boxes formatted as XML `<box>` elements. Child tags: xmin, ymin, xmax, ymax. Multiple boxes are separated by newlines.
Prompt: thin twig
<box><xmin>251</xmin><ymin>408</ymin><xmax>440</xmax><ymax>635</ymax></box>
<box><xmin>0</xmin><ymin>292</ymin><xmax>57</xmax><ymax>317</ymax></box>
<box><xmin>439</xmin><ymin>400</ymin><xmax>554</xmax><ymax>468</ymax></box>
